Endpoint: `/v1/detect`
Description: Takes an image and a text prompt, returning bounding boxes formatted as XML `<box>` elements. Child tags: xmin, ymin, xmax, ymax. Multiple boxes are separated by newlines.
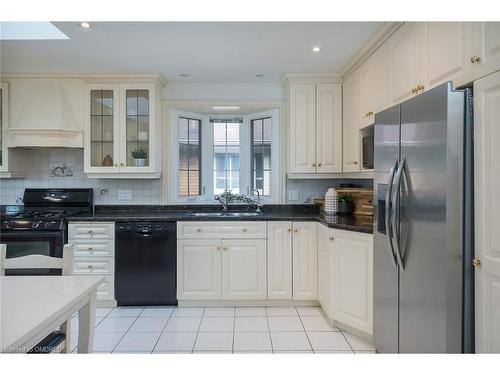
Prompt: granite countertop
<box><xmin>66</xmin><ymin>204</ymin><xmax>373</xmax><ymax>234</ymax></box>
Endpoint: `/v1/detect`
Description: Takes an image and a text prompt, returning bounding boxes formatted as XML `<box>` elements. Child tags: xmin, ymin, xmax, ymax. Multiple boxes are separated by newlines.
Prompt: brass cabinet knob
<box><xmin>120</xmin><ymin>163</ymin><xmax>124</xmax><ymax>167</ymax></box>
<box><xmin>472</xmin><ymin>258</ymin><xmax>481</xmax><ymax>267</ymax></box>
<box><xmin>294</xmin><ymin>229</ymin><xmax>298</xmax><ymax>233</ymax></box>
<box><xmin>365</xmin><ymin>111</ymin><xmax>374</xmax><ymax>118</ymax></box>
<box><xmin>288</xmin><ymin>228</ymin><xmax>292</xmax><ymax>232</ymax></box>
<box><xmin>317</xmin><ymin>163</ymin><xmax>322</xmax><ymax>167</ymax></box>
<box><xmin>217</xmin><ymin>246</ymin><xmax>221</xmax><ymax>251</ymax></box>
<box><xmin>87</xmin><ymin>265</ymin><xmax>93</xmax><ymax>269</ymax></box>
<box><xmin>470</xmin><ymin>56</ymin><xmax>481</xmax><ymax>64</ymax></box>
<box><xmin>197</xmin><ymin>228</ymin><xmax>202</xmax><ymax>232</ymax></box>
<box><xmin>223</xmin><ymin>247</ymin><xmax>228</xmax><ymax>251</ymax></box>
<box><xmin>417</xmin><ymin>84</ymin><xmax>425</xmax><ymax>92</ymax></box>
<box><xmin>312</xmin><ymin>163</ymin><xmax>317</xmax><ymax>167</ymax></box>
<box><xmin>353</xmin><ymin>161</ymin><xmax>358</xmax><ymax>165</ymax></box>
<box><xmin>242</xmin><ymin>228</ymin><xmax>247</xmax><ymax>232</ymax></box>
<box><xmin>87</xmin><ymin>230</ymin><xmax>93</xmax><ymax>234</ymax></box>
<box><xmin>88</xmin><ymin>247</ymin><xmax>93</xmax><ymax>250</ymax></box>
<box><xmin>114</xmin><ymin>164</ymin><xmax>118</xmax><ymax>167</ymax></box>
<box><xmin>329</xmin><ymin>236</ymin><xmax>334</xmax><ymax>241</ymax></box>
<box><xmin>411</xmin><ymin>86</ymin><xmax>418</xmax><ymax>94</ymax></box>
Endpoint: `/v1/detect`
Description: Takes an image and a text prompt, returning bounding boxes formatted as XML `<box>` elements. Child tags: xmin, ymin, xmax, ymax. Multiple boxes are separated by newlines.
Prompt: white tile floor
<box><xmin>70</xmin><ymin>306</ymin><xmax>376</xmax><ymax>354</ymax></box>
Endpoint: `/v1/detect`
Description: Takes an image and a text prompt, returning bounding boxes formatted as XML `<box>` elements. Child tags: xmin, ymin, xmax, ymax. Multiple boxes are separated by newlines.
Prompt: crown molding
<box><xmin>281</xmin><ymin>73</ymin><xmax>342</xmax><ymax>85</ymax></box>
<box><xmin>340</xmin><ymin>22</ymin><xmax>404</xmax><ymax>78</ymax></box>
<box><xmin>0</xmin><ymin>73</ymin><xmax>167</xmax><ymax>86</ymax></box>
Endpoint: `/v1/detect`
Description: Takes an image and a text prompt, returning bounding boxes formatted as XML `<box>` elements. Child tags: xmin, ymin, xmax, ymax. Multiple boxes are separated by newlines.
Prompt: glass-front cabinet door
<box><xmin>85</xmin><ymin>84</ymin><xmax>120</xmax><ymax>173</ymax></box>
<box><xmin>84</xmin><ymin>82</ymin><xmax>157</xmax><ymax>176</ymax></box>
<box><xmin>121</xmin><ymin>85</ymin><xmax>154</xmax><ymax>170</ymax></box>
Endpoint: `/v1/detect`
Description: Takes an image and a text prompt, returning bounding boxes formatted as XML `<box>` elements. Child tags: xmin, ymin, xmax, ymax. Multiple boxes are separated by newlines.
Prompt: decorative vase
<box><xmin>338</xmin><ymin>201</ymin><xmax>353</xmax><ymax>215</ymax></box>
<box><xmin>102</xmin><ymin>154</ymin><xmax>113</xmax><ymax>166</ymax></box>
<box><xmin>134</xmin><ymin>158</ymin><xmax>146</xmax><ymax>167</ymax></box>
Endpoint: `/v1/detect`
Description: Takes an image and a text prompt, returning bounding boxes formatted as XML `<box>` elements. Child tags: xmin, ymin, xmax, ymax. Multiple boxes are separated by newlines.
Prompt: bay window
<box><xmin>169</xmin><ymin>108</ymin><xmax>280</xmax><ymax>203</ymax></box>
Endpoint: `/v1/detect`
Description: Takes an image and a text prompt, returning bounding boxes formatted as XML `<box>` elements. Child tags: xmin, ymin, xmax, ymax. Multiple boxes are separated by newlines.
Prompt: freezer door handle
<box><xmin>385</xmin><ymin>160</ymin><xmax>398</xmax><ymax>268</ymax></box>
<box><xmin>391</xmin><ymin>156</ymin><xmax>406</xmax><ymax>270</ymax></box>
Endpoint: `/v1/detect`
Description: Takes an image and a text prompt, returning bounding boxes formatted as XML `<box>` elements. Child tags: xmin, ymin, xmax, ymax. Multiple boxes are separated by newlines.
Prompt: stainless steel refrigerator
<box><xmin>373</xmin><ymin>82</ymin><xmax>474</xmax><ymax>353</ymax></box>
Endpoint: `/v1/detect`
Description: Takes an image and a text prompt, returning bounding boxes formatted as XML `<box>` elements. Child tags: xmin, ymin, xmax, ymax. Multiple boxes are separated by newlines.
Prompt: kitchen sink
<box><xmin>187</xmin><ymin>211</ymin><xmax>262</xmax><ymax>218</ymax></box>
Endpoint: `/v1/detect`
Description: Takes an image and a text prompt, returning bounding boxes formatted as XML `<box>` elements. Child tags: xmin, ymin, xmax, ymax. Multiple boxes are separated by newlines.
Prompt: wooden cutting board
<box><xmin>335</xmin><ymin>187</ymin><xmax>374</xmax><ymax>216</ymax></box>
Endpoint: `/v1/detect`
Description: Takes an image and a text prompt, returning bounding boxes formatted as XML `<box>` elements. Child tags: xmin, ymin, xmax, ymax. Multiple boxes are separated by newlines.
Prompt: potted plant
<box><xmin>131</xmin><ymin>147</ymin><xmax>148</xmax><ymax>166</ymax></box>
<box><xmin>337</xmin><ymin>193</ymin><xmax>354</xmax><ymax>215</ymax></box>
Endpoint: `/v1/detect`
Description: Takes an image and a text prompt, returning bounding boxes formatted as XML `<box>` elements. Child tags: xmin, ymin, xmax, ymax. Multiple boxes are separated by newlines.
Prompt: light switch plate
<box><xmin>288</xmin><ymin>190</ymin><xmax>299</xmax><ymax>201</ymax></box>
<box><xmin>118</xmin><ymin>190</ymin><xmax>133</xmax><ymax>200</ymax></box>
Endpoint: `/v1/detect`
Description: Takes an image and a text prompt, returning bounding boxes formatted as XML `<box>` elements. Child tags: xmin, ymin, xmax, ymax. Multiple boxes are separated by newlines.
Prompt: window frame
<box><xmin>168</xmin><ymin>108</ymin><xmax>280</xmax><ymax>204</ymax></box>
<box><xmin>178</xmin><ymin>116</ymin><xmax>202</xmax><ymax>197</ymax></box>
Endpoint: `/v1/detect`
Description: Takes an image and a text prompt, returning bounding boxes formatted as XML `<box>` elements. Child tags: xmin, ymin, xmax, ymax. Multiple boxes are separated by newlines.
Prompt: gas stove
<box><xmin>1</xmin><ymin>189</ymin><xmax>93</xmax><ymax>231</ymax></box>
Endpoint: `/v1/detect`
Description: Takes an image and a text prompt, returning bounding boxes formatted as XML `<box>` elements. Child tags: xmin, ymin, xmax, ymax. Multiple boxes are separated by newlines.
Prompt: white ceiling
<box><xmin>0</xmin><ymin>22</ymin><xmax>383</xmax><ymax>83</ymax></box>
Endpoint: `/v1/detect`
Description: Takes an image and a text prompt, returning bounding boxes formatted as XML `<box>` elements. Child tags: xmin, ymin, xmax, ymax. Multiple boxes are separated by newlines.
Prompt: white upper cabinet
<box><xmin>292</xmin><ymin>222</ymin><xmax>318</xmax><ymax>300</ymax></box>
<box><xmin>287</xmin><ymin>80</ymin><xmax>342</xmax><ymax>174</ymax></box>
<box><xmin>387</xmin><ymin>22</ymin><xmax>426</xmax><ymax>104</ymax></box>
<box><xmin>359</xmin><ymin>43</ymin><xmax>391</xmax><ymax>127</ymax></box>
<box><xmin>84</xmin><ymin>81</ymin><xmax>162</xmax><ymax>178</ymax></box>
<box><xmin>342</xmin><ymin>71</ymin><xmax>361</xmax><ymax>173</ymax></box>
<box><xmin>288</xmin><ymin>83</ymin><xmax>316</xmax><ymax>173</ymax></box>
<box><xmin>221</xmin><ymin>239</ymin><xmax>267</xmax><ymax>300</ymax></box>
<box><xmin>473</xmin><ymin>22</ymin><xmax>500</xmax><ymax>80</ymax></box>
<box><xmin>425</xmin><ymin>22</ymin><xmax>474</xmax><ymax>89</ymax></box>
<box><xmin>315</xmin><ymin>83</ymin><xmax>342</xmax><ymax>173</ymax></box>
<box><xmin>267</xmin><ymin>222</ymin><xmax>293</xmax><ymax>300</ymax></box>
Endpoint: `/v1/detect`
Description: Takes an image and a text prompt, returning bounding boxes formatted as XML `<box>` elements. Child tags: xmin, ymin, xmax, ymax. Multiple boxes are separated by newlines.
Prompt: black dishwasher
<box><xmin>115</xmin><ymin>222</ymin><xmax>177</xmax><ymax>306</ymax></box>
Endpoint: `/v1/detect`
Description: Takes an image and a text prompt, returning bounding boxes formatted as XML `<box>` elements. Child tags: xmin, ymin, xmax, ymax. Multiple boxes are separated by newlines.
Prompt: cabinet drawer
<box><xmin>69</xmin><ymin>240</ymin><xmax>114</xmax><ymax>257</ymax></box>
<box><xmin>68</xmin><ymin>222</ymin><xmax>115</xmax><ymax>240</ymax></box>
<box><xmin>177</xmin><ymin>221</ymin><xmax>267</xmax><ymax>239</ymax></box>
<box><xmin>96</xmin><ymin>276</ymin><xmax>115</xmax><ymax>301</ymax></box>
<box><xmin>72</xmin><ymin>257</ymin><xmax>114</xmax><ymax>275</ymax></box>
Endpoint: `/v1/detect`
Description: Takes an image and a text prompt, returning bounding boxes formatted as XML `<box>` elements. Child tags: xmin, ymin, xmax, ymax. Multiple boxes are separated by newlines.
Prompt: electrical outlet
<box><xmin>118</xmin><ymin>190</ymin><xmax>133</xmax><ymax>200</ymax></box>
<box><xmin>288</xmin><ymin>190</ymin><xmax>299</xmax><ymax>201</ymax></box>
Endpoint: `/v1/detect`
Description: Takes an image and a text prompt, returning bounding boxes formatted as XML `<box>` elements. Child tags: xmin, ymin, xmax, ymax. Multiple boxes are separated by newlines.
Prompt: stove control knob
<box><xmin>32</xmin><ymin>221</ymin><xmax>42</xmax><ymax>229</ymax></box>
<box><xmin>3</xmin><ymin>221</ymin><xmax>10</xmax><ymax>229</ymax></box>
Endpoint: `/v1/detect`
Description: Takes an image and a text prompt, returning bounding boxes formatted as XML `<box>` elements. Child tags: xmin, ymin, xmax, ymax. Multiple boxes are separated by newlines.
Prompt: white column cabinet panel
<box><xmin>474</xmin><ymin>71</ymin><xmax>500</xmax><ymax>353</ymax></box>
<box><xmin>292</xmin><ymin>222</ymin><xmax>318</xmax><ymax>300</ymax></box>
<box><xmin>177</xmin><ymin>239</ymin><xmax>222</xmax><ymax>300</ymax></box>
<box><xmin>267</xmin><ymin>222</ymin><xmax>293</xmax><ymax>300</ymax></box>
<box><xmin>288</xmin><ymin>83</ymin><xmax>316</xmax><ymax>173</ymax></box>
<box><xmin>221</xmin><ymin>239</ymin><xmax>267</xmax><ymax>300</ymax></box>
<box><xmin>315</xmin><ymin>83</ymin><xmax>342</xmax><ymax>173</ymax></box>
<box><xmin>473</xmin><ymin>22</ymin><xmax>500</xmax><ymax>80</ymax></box>
<box><xmin>331</xmin><ymin>229</ymin><xmax>373</xmax><ymax>335</ymax></box>
<box><xmin>317</xmin><ymin>223</ymin><xmax>333</xmax><ymax>316</ymax></box>
<box><xmin>342</xmin><ymin>71</ymin><xmax>361</xmax><ymax>172</ymax></box>
<box><xmin>425</xmin><ymin>22</ymin><xmax>474</xmax><ymax>89</ymax></box>
<box><xmin>388</xmin><ymin>22</ymin><xmax>426</xmax><ymax>104</ymax></box>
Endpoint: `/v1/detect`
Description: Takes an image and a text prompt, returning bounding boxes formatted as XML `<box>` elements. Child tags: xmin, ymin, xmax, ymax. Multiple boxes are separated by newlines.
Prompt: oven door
<box><xmin>0</xmin><ymin>231</ymin><xmax>65</xmax><ymax>275</ymax></box>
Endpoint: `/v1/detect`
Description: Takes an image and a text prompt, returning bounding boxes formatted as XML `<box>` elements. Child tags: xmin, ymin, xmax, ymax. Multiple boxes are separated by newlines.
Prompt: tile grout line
<box><xmin>340</xmin><ymin>330</ymin><xmax>355</xmax><ymax>353</ymax></box>
<box><xmin>265</xmin><ymin>307</ymin><xmax>274</xmax><ymax>353</ymax></box>
<box><xmin>151</xmin><ymin>307</ymin><xmax>176</xmax><ymax>353</ymax></box>
<box><xmin>191</xmin><ymin>307</ymin><xmax>206</xmax><ymax>353</ymax></box>
<box><xmin>295</xmin><ymin>307</ymin><xmax>315</xmax><ymax>353</ymax></box>
<box><xmin>110</xmin><ymin>307</ymin><xmax>145</xmax><ymax>353</ymax></box>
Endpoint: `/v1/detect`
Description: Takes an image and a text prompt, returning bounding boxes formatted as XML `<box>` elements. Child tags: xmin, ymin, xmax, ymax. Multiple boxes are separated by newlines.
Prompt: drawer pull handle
<box><xmin>197</xmin><ymin>228</ymin><xmax>202</xmax><ymax>232</ymax></box>
<box><xmin>87</xmin><ymin>230</ymin><xmax>93</xmax><ymax>234</ymax></box>
<box><xmin>223</xmin><ymin>247</ymin><xmax>228</xmax><ymax>251</ymax></box>
<box><xmin>242</xmin><ymin>228</ymin><xmax>247</xmax><ymax>232</ymax></box>
<box><xmin>88</xmin><ymin>247</ymin><xmax>94</xmax><ymax>250</ymax></box>
<box><xmin>217</xmin><ymin>246</ymin><xmax>221</xmax><ymax>251</ymax></box>
<box><xmin>87</xmin><ymin>265</ymin><xmax>93</xmax><ymax>269</ymax></box>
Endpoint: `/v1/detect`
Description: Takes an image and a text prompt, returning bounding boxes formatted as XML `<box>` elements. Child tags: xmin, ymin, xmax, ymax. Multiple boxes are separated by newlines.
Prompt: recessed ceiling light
<box><xmin>255</xmin><ymin>74</ymin><xmax>265</xmax><ymax>77</ymax></box>
<box><xmin>179</xmin><ymin>73</ymin><xmax>190</xmax><ymax>77</ymax></box>
<box><xmin>212</xmin><ymin>106</ymin><xmax>241</xmax><ymax>111</ymax></box>
<box><xmin>312</xmin><ymin>46</ymin><xmax>322</xmax><ymax>53</ymax></box>
<box><xmin>79</xmin><ymin>22</ymin><xmax>91</xmax><ymax>29</ymax></box>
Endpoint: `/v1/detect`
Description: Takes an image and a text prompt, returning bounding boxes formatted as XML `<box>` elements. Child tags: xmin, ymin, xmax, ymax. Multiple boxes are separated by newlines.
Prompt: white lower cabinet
<box><xmin>222</xmin><ymin>239</ymin><xmax>267</xmax><ymax>300</ymax></box>
<box><xmin>317</xmin><ymin>225</ymin><xmax>373</xmax><ymax>336</ymax></box>
<box><xmin>292</xmin><ymin>222</ymin><xmax>318</xmax><ymax>300</ymax></box>
<box><xmin>68</xmin><ymin>221</ymin><xmax>115</xmax><ymax>305</ymax></box>
<box><xmin>267</xmin><ymin>222</ymin><xmax>293</xmax><ymax>299</ymax></box>
<box><xmin>176</xmin><ymin>222</ymin><xmax>267</xmax><ymax>301</ymax></box>
<box><xmin>177</xmin><ymin>239</ymin><xmax>222</xmax><ymax>300</ymax></box>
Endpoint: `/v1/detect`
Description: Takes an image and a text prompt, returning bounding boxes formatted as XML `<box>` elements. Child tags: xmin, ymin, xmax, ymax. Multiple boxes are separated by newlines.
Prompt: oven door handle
<box><xmin>0</xmin><ymin>231</ymin><xmax>64</xmax><ymax>238</ymax></box>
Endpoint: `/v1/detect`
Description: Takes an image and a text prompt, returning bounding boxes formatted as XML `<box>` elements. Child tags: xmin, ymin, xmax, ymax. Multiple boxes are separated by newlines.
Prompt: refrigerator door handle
<box><xmin>385</xmin><ymin>160</ymin><xmax>398</xmax><ymax>268</ymax></box>
<box><xmin>391</xmin><ymin>156</ymin><xmax>406</xmax><ymax>270</ymax></box>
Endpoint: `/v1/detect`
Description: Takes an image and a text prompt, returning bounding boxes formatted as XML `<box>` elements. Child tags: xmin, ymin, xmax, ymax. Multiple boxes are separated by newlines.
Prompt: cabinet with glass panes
<box><xmin>84</xmin><ymin>81</ymin><xmax>161</xmax><ymax>178</ymax></box>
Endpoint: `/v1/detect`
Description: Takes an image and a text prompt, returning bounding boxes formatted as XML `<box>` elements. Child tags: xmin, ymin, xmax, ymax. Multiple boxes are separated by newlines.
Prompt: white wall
<box><xmin>164</xmin><ymin>82</ymin><xmax>284</xmax><ymax>101</ymax></box>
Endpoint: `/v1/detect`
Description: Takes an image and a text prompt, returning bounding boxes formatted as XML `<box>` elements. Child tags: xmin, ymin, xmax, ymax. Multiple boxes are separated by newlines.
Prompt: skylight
<box><xmin>0</xmin><ymin>22</ymin><xmax>69</xmax><ymax>40</ymax></box>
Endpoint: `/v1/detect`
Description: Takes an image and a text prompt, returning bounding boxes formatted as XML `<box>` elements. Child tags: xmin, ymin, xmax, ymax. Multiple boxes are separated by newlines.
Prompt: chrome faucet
<box><xmin>251</xmin><ymin>189</ymin><xmax>262</xmax><ymax>214</ymax></box>
<box><xmin>214</xmin><ymin>194</ymin><xmax>229</xmax><ymax>212</ymax></box>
